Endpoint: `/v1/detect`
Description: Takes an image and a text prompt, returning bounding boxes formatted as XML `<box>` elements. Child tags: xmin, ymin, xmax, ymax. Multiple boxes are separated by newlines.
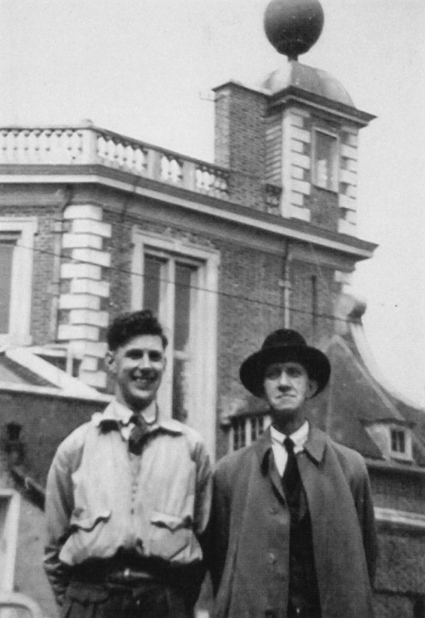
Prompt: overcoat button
<box><xmin>267</xmin><ymin>552</ymin><xmax>277</xmax><ymax>564</ymax></box>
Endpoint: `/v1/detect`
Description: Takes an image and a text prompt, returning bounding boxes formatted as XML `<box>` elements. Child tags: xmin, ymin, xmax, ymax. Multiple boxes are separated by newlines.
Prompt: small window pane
<box><xmin>174</xmin><ymin>263</ymin><xmax>194</xmax><ymax>352</ymax></box>
<box><xmin>315</xmin><ymin>132</ymin><xmax>337</xmax><ymax>191</ymax></box>
<box><xmin>233</xmin><ymin>419</ymin><xmax>246</xmax><ymax>451</ymax></box>
<box><xmin>250</xmin><ymin>416</ymin><xmax>265</xmax><ymax>443</ymax></box>
<box><xmin>0</xmin><ymin>242</ymin><xmax>15</xmax><ymax>333</ymax></box>
<box><xmin>391</xmin><ymin>429</ymin><xmax>406</xmax><ymax>453</ymax></box>
<box><xmin>143</xmin><ymin>255</ymin><xmax>163</xmax><ymax>314</ymax></box>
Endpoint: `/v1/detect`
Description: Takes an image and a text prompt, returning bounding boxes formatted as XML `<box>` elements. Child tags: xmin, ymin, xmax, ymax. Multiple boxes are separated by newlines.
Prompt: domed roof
<box><xmin>262</xmin><ymin>60</ymin><xmax>355</xmax><ymax>108</ymax></box>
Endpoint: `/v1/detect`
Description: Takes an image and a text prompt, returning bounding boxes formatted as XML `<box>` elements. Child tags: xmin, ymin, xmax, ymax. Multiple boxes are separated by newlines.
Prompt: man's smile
<box><xmin>132</xmin><ymin>372</ymin><xmax>158</xmax><ymax>387</ymax></box>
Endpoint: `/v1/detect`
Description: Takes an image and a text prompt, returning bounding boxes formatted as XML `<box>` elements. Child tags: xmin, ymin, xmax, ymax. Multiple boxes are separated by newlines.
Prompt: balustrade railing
<box><xmin>0</xmin><ymin>125</ymin><xmax>230</xmax><ymax>201</ymax></box>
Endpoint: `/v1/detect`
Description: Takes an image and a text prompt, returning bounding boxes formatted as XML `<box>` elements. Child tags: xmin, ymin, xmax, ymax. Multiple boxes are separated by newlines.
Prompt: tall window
<box><xmin>0</xmin><ymin>219</ymin><xmax>36</xmax><ymax>346</ymax></box>
<box><xmin>313</xmin><ymin>130</ymin><xmax>338</xmax><ymax>192</ymax></box>
<box><xmin>0</xmin><ymin>237</ymin><xmax>16</xmax><ymax>334</ymax></box>
<box><xmin>142</xmin><ymin>252</ymin><xmax>199</xmax><ymax>422</ymax></box>
<box><xmin>132</xmin><ymin>230</ymin><xmax>219</xmax><ymax>457</ymax></box>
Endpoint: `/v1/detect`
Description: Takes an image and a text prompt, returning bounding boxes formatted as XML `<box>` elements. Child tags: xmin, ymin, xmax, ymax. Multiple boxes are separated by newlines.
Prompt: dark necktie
<box><xmin>128</xmin><ymin>414</ymin><xmax>150</xmax><ymax>455</ymax></box>
<box><xmin>282</xmin><ymin>437</ymin><xmax>300</xmax><ymax>499</ymax></box>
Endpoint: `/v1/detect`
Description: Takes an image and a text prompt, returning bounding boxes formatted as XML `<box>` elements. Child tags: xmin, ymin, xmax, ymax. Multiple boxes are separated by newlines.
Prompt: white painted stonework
<box><xmin>57</xmin><ymin>205</ymin><xmax>112</xmax><ymax>389</ymax></box>
<box><xmin>281</xmin><ymin>108</ymin><xmax>312</xmax><ymax>220</ymax></box>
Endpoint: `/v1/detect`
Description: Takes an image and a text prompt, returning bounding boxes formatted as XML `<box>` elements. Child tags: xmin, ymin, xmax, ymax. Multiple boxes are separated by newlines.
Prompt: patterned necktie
<box><xmin>282</xmin><ymin>437</ymin><xmax>300</xmax><ymax>499</ymax></box>
<box><xmin>128</xmin><ymin>414</ymin><xmax>150</xmax><ymax>455</ymax></box>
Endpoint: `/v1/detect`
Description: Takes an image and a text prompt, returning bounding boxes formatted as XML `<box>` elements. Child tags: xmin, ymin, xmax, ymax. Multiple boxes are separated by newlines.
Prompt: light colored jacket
<box><xmin>44</xmin><ymin>401</ymin><xmax>212</xmax><ymax>602</ymax></box>
<box><xmin>208</xmin><ymin>426</ymin><xmax>377</xmax><ymax>618</ymax></box>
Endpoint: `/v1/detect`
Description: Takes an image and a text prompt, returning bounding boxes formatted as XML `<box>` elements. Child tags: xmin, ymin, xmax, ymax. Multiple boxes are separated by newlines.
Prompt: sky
<box><xmin>0</xmin><ymin>0</ymin><xmax>424</xmax><ymax>405</ymax></box>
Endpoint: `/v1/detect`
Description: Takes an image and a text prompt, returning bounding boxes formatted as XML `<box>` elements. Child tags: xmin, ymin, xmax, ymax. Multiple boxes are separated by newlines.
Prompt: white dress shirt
<box><xmin>270</xmin><ymin>420</ymin><xmax>309</xmax><ymax>476</ymax></box>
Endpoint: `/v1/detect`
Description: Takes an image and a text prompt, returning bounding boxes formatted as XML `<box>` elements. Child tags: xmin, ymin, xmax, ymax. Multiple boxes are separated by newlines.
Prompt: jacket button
<box><xmin>270</xmin><ymin>506</ymin><xmax>278</xmax><ymax>515</ymax></box>
<box><xmin>267</xmin><ymin>552</ymin><xmax>277</xmax><ymax>564</ymax></box>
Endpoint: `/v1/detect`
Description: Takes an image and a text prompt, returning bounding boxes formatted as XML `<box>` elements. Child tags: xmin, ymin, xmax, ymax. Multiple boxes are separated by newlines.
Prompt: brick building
<box><xmin>0</xmin><ymin>22</ymin><xmax>425</xmax><ymax>618</ymax></box>
<box><xmin>0</xmin><ymin>58</ymin><xmax>376</xmax><ymax>459</ymax></box>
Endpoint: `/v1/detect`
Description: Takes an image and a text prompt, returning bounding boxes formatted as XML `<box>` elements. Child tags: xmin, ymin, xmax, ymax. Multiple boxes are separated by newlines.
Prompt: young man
<box><xmin>208</xmin><ymin>329</ymin><xmax>377</xmax><ymax>618</ymax></box>
<box><xmin>44</xmin><ymin>310</ymin><xmax>212</xmax><ymax>618</ymax></box>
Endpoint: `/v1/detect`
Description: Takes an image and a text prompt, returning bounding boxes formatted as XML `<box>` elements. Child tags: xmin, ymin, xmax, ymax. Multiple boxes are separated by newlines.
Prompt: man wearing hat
<box><xmin>207</xmin><ymin>329</ymin><xmax>377</xmax><ymax>618</ymax></box>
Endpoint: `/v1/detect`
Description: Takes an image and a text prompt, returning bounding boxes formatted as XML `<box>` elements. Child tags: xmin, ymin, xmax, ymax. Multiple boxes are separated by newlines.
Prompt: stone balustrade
<box><xmin>0</xmin><ymin>125</ymin><xmax>231</xmax><ymax>201</ymax></box>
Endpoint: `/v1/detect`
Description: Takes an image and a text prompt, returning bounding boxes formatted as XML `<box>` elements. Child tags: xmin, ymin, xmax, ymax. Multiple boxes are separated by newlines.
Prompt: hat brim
<box><xmin>239</xmin><ymin>344</ymin><xmax>331</xmax><ymax>398</ymax></box>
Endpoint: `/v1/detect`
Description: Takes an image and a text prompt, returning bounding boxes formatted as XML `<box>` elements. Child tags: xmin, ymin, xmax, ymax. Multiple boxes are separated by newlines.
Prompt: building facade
<box><xmin>0</xmin><ymin>56</ymin><xmax>425</xmax><ymax>617</ymax></box>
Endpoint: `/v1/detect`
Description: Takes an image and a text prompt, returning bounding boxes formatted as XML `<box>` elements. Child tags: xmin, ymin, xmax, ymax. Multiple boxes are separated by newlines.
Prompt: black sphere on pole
<box><xmin>264</xmin><ymin>0</ymin><xmax>324</xmax><ymax>60</ymax></box>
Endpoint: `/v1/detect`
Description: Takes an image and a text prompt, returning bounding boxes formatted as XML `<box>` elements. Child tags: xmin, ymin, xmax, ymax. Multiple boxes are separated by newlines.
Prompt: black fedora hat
<box><xmin>239</xmin><ymin>329</ymin><xmax>331</xmax><ymax>398</ymax></box>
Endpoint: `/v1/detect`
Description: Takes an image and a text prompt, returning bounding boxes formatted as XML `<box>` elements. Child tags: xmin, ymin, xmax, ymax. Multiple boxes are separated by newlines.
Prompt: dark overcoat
<box><xmin>208</xmin><ymin>426</ymin><xmax>377</xmax><ymax>618</ymax></box>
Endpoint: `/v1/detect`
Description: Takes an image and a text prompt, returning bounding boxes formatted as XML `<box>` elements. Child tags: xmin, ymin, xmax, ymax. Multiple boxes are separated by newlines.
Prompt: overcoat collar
<box><xmin>254</xmin><ymin>422</ymin><xmax>328</xmax><ymax>473</ymax></box>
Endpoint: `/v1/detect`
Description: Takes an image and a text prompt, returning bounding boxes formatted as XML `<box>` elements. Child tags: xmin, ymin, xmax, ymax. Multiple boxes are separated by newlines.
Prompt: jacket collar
<box><xmin>254</xmin><ymin>422</ymin><xmax>327</xmax><ymax>472</ymax></box>
<box><xmin>304</xmin><ymin>424</ymin><xmax>327</xmax><ymax>463</ymax></box>
<box><xmin>92</xmin><ymin>399</ymin><xmax>184</xmax><ymax>436</ymax></box>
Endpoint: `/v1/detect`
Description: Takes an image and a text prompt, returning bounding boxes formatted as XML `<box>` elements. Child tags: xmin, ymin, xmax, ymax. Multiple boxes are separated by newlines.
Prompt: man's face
<box><xmin>263</xmin><ymin>361</ymin><xmax>317</xmax><ymax>419</ymax></box>
<box><xmin>107</xmin><ymin>334</ymin><xmax>166</xmax><ymax>412</ymax></box>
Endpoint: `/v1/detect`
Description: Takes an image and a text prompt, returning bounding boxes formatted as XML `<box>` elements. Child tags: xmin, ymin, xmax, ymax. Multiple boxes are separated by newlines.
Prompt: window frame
<box><xmin>0</xmin><ymin>218</ymin><xmax>37</xmax><ymax>346</ymax></box>
<box><xmin>312</xmin><ymin>128</ymin><xmax>340</xmax><ymax>192</ymax></box>
<box><xmin>389</xmin><ymin>426</ymin><xmax>412</xmax><ymax>462</ymax></box>
<box><xmin>131</xmin><ymin>228</ymin><xmax>219</xmax><ymax>459</ymax></box>
<box><xmin>229</xmin><ymin>413</ymin><xmax>271</xmax><ymax>452</ymax></box>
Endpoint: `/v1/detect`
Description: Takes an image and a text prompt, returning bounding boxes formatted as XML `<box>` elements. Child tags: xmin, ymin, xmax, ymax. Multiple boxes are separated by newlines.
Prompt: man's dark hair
<box><xmin>106</xmin><ymin>310</ymin><xmax>168</xmax><ymax>351</ymax></box>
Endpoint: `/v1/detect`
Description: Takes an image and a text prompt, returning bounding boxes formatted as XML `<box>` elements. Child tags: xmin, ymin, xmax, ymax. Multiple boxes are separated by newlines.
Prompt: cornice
<box><xmin>0</xmin><ymin>165</ymin><xmax>377</xmax><ymax>260</ymax></box>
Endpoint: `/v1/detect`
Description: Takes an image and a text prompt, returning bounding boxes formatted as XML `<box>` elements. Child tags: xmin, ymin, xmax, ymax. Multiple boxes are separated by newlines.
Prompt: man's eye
<box><xmin>127</xmin><ymin>351</ymin><xmax>143</xmax><ymax>360</ymax></box>
<box><xmin>265</xmin><ymin>368</ymin><xmax>281</xmax><ymax>379</ymax></box>
<box><xmin>287</xmin><ymin>368</ymin><xmax>301</xmax><ymax>377</ymax></box>
<box><xmin>149</xmin><ymin>352</ymin><xmax>163</xmax><ymax>362</ymax></box>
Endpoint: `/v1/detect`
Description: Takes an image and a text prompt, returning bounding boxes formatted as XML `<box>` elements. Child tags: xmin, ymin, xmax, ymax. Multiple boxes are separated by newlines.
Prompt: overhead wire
<box><xmin>13</xmin><ymin>240</ymin><xmax>354</xmax><ymax>326</ymax></box>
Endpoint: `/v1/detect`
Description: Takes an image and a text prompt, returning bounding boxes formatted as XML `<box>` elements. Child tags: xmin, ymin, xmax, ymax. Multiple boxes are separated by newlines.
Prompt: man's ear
<box><xmin>105</xmin><ymin>350</ymin><xmax>116</xmax><ymax>374</ymax></box>
<box><xmin>307</xmin><ymin>379</ymin><xmax>318</xmax><ymax>399</ymax></box>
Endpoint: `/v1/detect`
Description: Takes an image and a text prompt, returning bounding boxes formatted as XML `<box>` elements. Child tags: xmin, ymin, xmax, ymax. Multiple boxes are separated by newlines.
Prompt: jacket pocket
<box><xmin>148</xmin><ymin>510</ymin><xmax>199</xmax><ymax>562</ymax></box>
<box><xmin>70</xmin><ymin>509</ymin><xmax>112</xmax><ymax>532</ymax></box>
<box><xmin>60</xmin><ymin>510</ymin><xmax>113</xmax><ymax>565</ymax></box>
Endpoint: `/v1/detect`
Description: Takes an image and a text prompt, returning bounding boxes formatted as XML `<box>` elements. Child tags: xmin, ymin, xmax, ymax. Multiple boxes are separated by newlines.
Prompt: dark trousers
<box><xmin>287</xmin><ymin>595</ymin><xmax>321</xmax><ymax>618</ymax></box>
<box><xmin>288</xmin><ymin>610</ymin><xmax>321</xmax><ymax>618</ymax></box>
<box><xmin>61</xmin><ymin>580</ymin><xmax>194</xmax><ymax>618</ymax></box>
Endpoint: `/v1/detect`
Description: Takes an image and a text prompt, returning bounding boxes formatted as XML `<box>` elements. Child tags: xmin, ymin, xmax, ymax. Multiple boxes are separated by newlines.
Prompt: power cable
<box><xmin>8</xmin><ymin>240</ymin><xmax>355</xmax><ymax>326</ymax></box>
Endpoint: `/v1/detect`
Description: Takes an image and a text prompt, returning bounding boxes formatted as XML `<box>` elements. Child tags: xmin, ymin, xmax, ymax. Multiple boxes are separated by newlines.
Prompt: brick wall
<box><xmin>370</xmin><ymin>469</ymin><xmax>425</xmax><ymax>516</ymax></box>
<box><xmin>103</xmin><ymin>210</ymin><xmax>133</xmax><ymax>320</ymax></box>
<box><xmin>214</xmin><ymin>82</ymin><xmax>268</xmax><ymax>210</ymax></box>
<box><xmin>370</xmin><ymin>467</ymin><xmax>425</xmax><ymax>615</ymax></box>
<box><xmin>31</xmin><ymin>210</ymin><xmax>59</xmax><ymax>343</ymax></box>
<box><xmin>290</xmin><ymin>260</ymin><xmax>338</xmax><ymax>344</ymax></box>
<box><xmin>374</xmin><ymin>529</ymin><xmax>425</xmax><ymax>617</ymax></box>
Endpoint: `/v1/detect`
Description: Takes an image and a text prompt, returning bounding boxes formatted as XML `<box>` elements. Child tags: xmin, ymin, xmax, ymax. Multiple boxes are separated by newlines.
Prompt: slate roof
<box><xmin>309</xmin><ymin>297</ymin><xmax>425</xmax><ymax>468</ymax></box>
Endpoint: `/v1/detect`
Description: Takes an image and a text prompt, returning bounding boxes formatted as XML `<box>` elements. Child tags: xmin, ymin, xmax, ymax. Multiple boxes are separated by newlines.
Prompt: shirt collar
<box><xmin>93</xmin><ymin>399</ymin><xmax>184</xmax><ymax>436</ymax></box>
<box><xmin>255</xmin><ymin>423</ymin><xmax>328</xmax><ymax>471</ymax></box>
<box><xmin>270</xmin><ymin>420</ymin><xmax>309</xmax><ymax>452</ymax></box>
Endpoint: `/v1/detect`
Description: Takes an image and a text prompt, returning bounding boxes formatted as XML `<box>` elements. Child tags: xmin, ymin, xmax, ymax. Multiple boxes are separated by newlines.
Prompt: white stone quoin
<box><xmin>58</xmin><ymin>204</ymin><xmax>112</xmax><ymax>389</ymax></box>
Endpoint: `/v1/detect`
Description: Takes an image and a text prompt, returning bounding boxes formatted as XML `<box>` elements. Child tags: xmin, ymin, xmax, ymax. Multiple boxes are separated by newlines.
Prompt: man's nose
<box><xmin>278</xmin><ymin>370</ymin><xmax>290</xmax><ymax>386</ymax></box>
<box><xmin>139</xmin><ymin>352</ymin><xmax>153</xmax><ymax>368</ymax></box>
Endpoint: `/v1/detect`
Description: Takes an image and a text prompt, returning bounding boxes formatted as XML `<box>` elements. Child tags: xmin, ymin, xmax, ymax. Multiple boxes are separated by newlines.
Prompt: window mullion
<box><xmin>157</xmin><ymin>258</ymin><xmax>175</xmax><ymax>420</ymax></box>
